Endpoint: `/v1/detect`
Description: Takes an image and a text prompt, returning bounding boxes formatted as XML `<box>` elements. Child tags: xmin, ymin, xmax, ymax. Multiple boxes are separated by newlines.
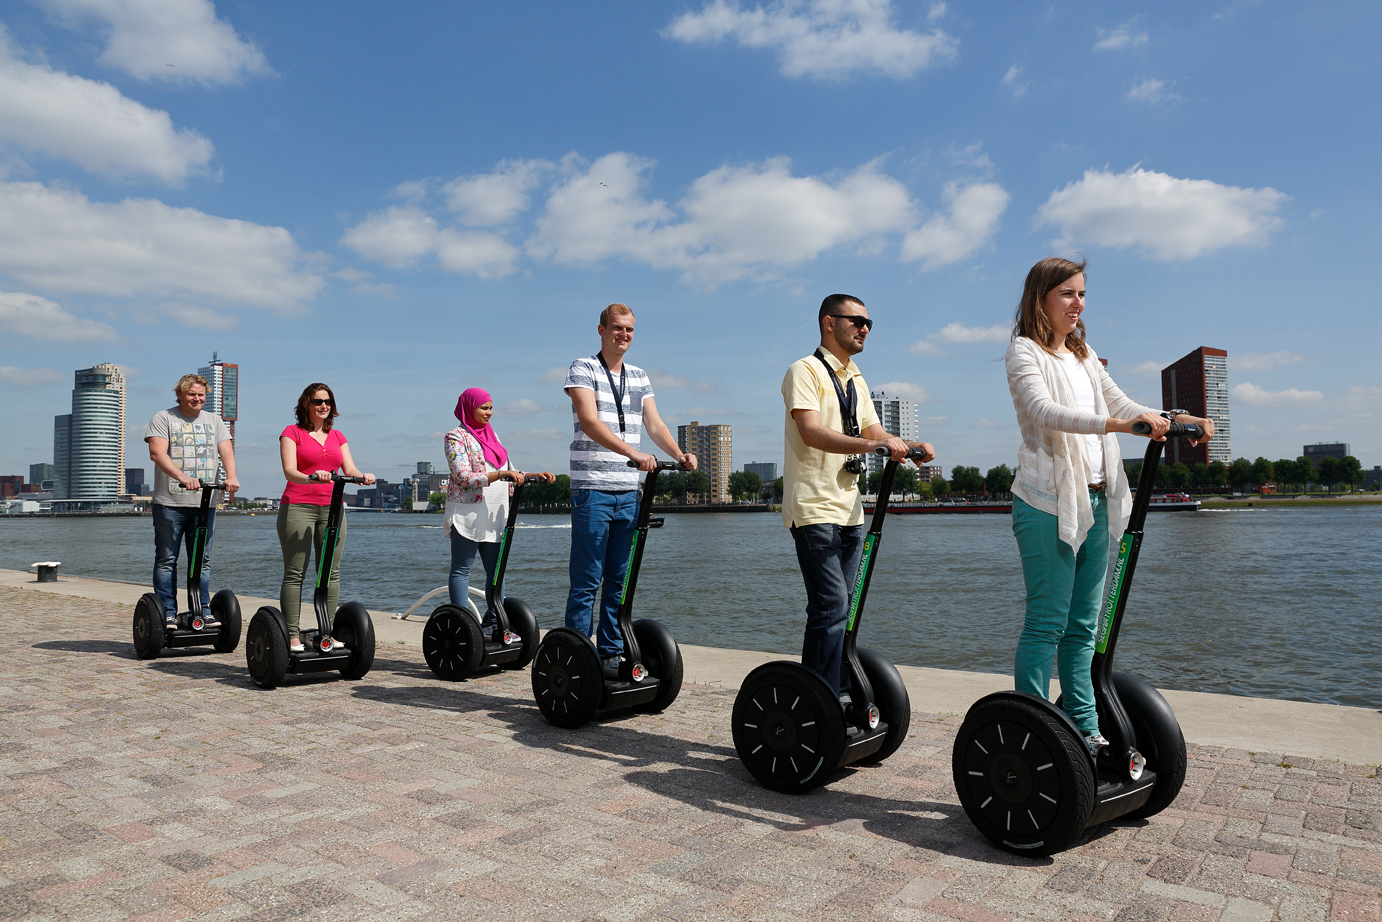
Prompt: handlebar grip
<box><xmin>625</xmin><ymin>460</ymin><xmax>689</xmax><ymax>471</ymax></box>
<box><xmin>873</xmin><ymin>446</ymin><xmax>930</xmax><ymax>460</ymax></box>
<box><xmin>1132</xmin><ymin>421</ymin><xmax>1205</xmax><ymax>440</ymax></box>
<box><xmin>331</xmin><ymin>473</ymin><xmax>368</xmax><ymax>484</ymax></box>
<box><xmin>203</xmin><ymin>482</ymin><xmax>229</xmax><ymax>490</ymax></box>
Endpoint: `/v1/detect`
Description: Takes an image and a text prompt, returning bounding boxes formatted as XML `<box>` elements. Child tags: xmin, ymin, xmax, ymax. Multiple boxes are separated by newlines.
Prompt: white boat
<box><xmin>1147</xmin><ymin>492</ymin><xmax>1201</xmax><ymax>511</ymax></box>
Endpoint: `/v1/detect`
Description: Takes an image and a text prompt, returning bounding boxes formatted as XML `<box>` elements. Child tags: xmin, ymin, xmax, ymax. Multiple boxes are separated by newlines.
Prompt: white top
<box><xmin>1006</xmin><ymin>337</ymin><xmax>1158</xmax><ymax>550</ymax></box>
<box><xmin>1059</xmin><ymin>352</ymin><xmax>1105</xmax><ymax>483</ymax></box>
<box><xmin>445</xmin><ymin>459</ymin><xmax>509</xmax><ymax>543</ymax></box>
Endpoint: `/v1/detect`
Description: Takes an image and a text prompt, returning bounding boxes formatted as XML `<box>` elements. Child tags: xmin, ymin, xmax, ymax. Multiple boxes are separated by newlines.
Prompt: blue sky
<box><xmin>1</xmin><ymin>0</ymin><xmax>1378</xmax><ymax>497</ymax></box>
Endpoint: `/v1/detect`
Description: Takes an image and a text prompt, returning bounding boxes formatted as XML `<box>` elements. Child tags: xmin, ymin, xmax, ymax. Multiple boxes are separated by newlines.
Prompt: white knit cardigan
<box><xmin>1006</xmin><ymin>336</ymin><xmax>1159</xmax><ymax>551</ymax></box>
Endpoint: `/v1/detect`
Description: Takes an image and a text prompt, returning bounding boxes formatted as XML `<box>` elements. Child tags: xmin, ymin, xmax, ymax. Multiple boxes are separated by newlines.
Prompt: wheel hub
<box><xmin>763</xmin><ymin>711</ymin><xmax>796</xmax><ymax>751</ymax></box>
<box><xmin>990</xmin><ymin>752</ymin><xmax>1033</xmax><ymax>804</ymax></box>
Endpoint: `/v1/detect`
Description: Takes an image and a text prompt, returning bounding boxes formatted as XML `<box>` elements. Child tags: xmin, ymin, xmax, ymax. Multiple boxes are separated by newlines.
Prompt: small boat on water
<box><xmin>863</xmin><ymin>499</ymin><xmax>1012</xmax><ymax>515</ymax></box>
<box><xmin>1146</xmin><ymin>492</ymin><xmax>1201</xmax><ymax>511</ymax></box>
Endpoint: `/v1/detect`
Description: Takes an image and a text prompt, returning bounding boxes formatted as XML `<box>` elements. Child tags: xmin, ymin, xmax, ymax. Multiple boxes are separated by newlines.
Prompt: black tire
<box><xmin>531</xmin><ymin>628</ymin><xmax>603</xmax><ymax>729</ymax></box>
<box><xmin>211</xmin><ymin>589</ymin><xmax>242</xmax><ymax>653</ymax></box>
<box><xmin>500</xmin><ymin>598</ymin><xmax>540</xmax><ymax>671</ymax></box>
<box><xmin>333</xmin><ymin>602</ymin><xmax>376</xmax><ymax>680</ymax></box>
<box><xmin>856</xmin><ymin>646</ymin><xmax>911</xmax><ymax>764</ymax></box>
<box><xmin>952</xmin><ymin>695</ymin><xmax>1095</xmax><ymax>856</ymax></box>
<box><xmin>246</xmin><ymin>607</ymin><xmax>289</xmax><ymax>689</ymax></box>
<box><xmin>423</xmin><ymin>604</ymin><xmax>485</xmax><ymax>680</ymax></box>
<box><xmin>631</xmin><ymin>619</ymin><xmax>684</xmax><ymax>714</ymax></box>
<box><xmin>732</xmin><ymin>662</ymin><xmax>846</xmax><ymax>794</ymax></box>
<box><xmin>132</xmin><ymin>592</ymin><xmax>165</xmax><ymax>660</ymax></box>
<box><xmin>1114</xmin><ymin>672</ymin><xmax>1187</xmax><ymax>820</ymax></box>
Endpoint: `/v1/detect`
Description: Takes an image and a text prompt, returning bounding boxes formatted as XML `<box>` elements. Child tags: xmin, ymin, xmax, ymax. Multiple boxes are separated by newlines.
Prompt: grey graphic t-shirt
<box><xmin>144</xmin><ymin>408</ymin><xmax>231</xmax><ymax>507</ymax></box>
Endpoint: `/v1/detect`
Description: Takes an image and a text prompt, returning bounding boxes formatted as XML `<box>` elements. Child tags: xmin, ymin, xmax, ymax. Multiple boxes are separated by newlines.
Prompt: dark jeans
<box><xmin>152</xmin><ymin>503</ymin><xmax>215</xmax><ymax>620</ymax></box>
<box><xmin>791</xmin><ymin>522</ymin><xmax>864</xmax><ymax>695</ymax></box>
<box><xmin>564</xmin><ymin>488</ymin><xmax>638</xmax><ymax>658</ymax></box>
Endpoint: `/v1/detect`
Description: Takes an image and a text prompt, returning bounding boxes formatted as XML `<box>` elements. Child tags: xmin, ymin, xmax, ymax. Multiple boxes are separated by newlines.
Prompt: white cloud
<box><xmin>435</xmin><ymin>229</ymin><xmax>521</xmax><ymax>279</ymax></box>
<box><xmin>45</xmin><ymin>0</ymin><xmax>272</xmax><ymax>85</ymax></box>
<box><xmin>1124</xmin><ymin>360</ymin><xmax>1166</xmax><ymax>378</ymax></box>
<box><xmin>0</xmin><ymin>365</ymin><xmax>62</xmax><ymax>385</ymax></box>
<box><xmin>935</xmin><ymin>322</ymin><xmax>1008</xmax><ymax>343</ymax></box>
<box><xmin>973</xmin><ymin>418</ymin><xmax>998</xmax><ymax>427</ymax></box>
<box><xmin>1093</xmin><ymin>20</ymin><xmax>1148</xmax><ymax>51</ymax></box>
<box><xmin>900</xmin><ymin>182</ymin><xmax>1008</xmax><ymax>270</ymax></box>
<box><xmin>1001</xmin><ymin>63</ymin><xmax>1029</xmax><ymax>97</ymax></box>
<box><xmin>444</xmin><ymin>159</ymin><xmax>551</xmax><ymax>226</ymax></box>
<box><xmin>0</xmin><ymin>181</ymin><xmax>322</xmax><ymax>310</ymax></box>
<box><xmin>0</xmin><ymin>28</ymin><xmax>214</xmax><ymax>183</ymax></box>
<box><xmin>1127</xmin><ymin>78</ymin><xmax>1178</xmax><ymax>104</ymax></box>
<box><xmin>1232</xmin><ymin>382</ymin><xmax>1324</xmax><ymax>405</ymax></box>
<box><xmin>0</xmin><ymin>289</ymin><xmax>119</xmax><ymax>342</ymax></box>
<box><xmin>540</xmin><ymin>366</ymin><xmax>569</xmax><ymax>383</ymax></box>
<box><xmin>871</xmin><ymin>381</ymin><xmax>930</xmax><ymax>402</ymax></box>
<box><xmin>339</xmin><ymin>203</ymin><xmax>519</xmax><ymax>279</ymax></box>
<box><xmin>928</xmin><ymin>3</ymin><xmax>946</xmax><ymax>22</ymax></box>
<box><xmin>663</xmin><ymin>0</ymin><xmax>958</xmax><ymax>80</ymax></box>
<box><xmin>908</xmin><ymin>338</ymin><xmax>947</xmax><ymax>355</ymax></box>
<box><xmin>162</xmin><ymin>303</ymin><xmax>235</xmax><ymax>331</ymax></box>
<box><xmin>500</xmin><ymin>398</ymin><xmax>543</xmax><ymax>418</ymax></box>
<box><xmin>1234</xmin><ymin>350</ymin><xmax>1304</xmax><ymax>371</ymax></box>
<box><xmin>1035</xmin><ymin>167</ymin><xmax>1287</xmax><ymax>260</ymax></box>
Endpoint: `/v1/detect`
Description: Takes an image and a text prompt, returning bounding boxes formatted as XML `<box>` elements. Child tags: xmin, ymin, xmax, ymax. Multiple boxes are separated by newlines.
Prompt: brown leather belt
<box><xmin>1088</xmin><ymin>483</ymin><xmax>1106</xmax><ymax>492</ymax></box>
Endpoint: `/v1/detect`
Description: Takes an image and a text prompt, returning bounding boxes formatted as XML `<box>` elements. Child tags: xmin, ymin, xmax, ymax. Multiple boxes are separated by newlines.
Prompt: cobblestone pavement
<box><xmin>1</xmin><ymin>585</ymin><xmax>1379</xmax><ymax>922</ymax></box>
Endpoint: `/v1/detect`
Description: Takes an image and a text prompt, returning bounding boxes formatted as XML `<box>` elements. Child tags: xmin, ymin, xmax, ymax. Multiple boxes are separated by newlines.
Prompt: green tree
<box><xmin>402</xmin><ymin>494</ymin><xmax>414</xmax><ymax>510</ymax></box>
<box><xmin>1340</xmin><ymin>455</ymin><xmax>1364</xmax><ymax>492</ymax></box>
<box><xmin>1125</xmin><ymin>459</ymin><xmax>1143</xmax><ymax>485</ymax></box>
<box><xmin>1272</xmin><ymin>458</ymin><xmax>1296</xmax><ymax>491</ymax></box>
<box><xmin>1191</xmin><ymin>462</ymin><xmax>1210</xmax><ymax>488</ymax></box>
<box><xmin>1317</xmin><ymin>456</ymin><xmax>1340</xmax><ymax>493</ymax></box>
<box><xmin>428</xmin><ymin>491</ymin><xmax>446</xmax><ymax>510</ymax></box>
<box><xmin>773</xmin><ymin>476</ymin><xmax>784</xmax><ymax>502</ymax></box>
<box><xmin>1207</xmin><ymin>460</ymin><xmax>1228</xmax><ymax>488</ymax></box>
<box><xmin>1228</xmin><ymin>458</ymin><xmax>1253</xmax><ymax>492</ymax></box>
<box><xmin>686</xmin><ymin>470</ymin><xmax>710</xmax><ymax>501</ymax></box>
<box><xmin>727</xmin><ymin>469</ymin><xmax>762</xmax><ymax>501</ymax></box>
<box><xmin>893</xmin><ymin>464</ymin><xmax>919</xmax><ymax>496</ymax></box>
<box><xmin>1162</xmin><ymin>462</ymin><xmax>1192</xmax><ymax>490</ymax></box>
<box><xmin>950</xmin><ymin>465</ymin><xmax>984</xmax><ymax>494</ymax></box>
<box><xmin>931</xmin><ymin>475</ymin><xmax>949</xmax><ymax>497</ymax></box>
<box><xmin>1295</xmin><ymin>455</ymin><xmax>1316</xmax><ymax>491</ymax></box>
<box><xmin>985</xmin><ymin>464</ymin><xmax>1014</xmax><ymax>493</ymax></box>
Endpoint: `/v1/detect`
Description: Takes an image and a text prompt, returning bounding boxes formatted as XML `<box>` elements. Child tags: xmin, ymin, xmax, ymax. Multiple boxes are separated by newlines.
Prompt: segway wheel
<box><xmin>246</xmin><ymin>607</ymin><xmax>289</xmax><ymax>689</ymax></box>
<box><xmin>856</xmin><ymin>646</ymin><xmax>911</xmax><ymax>764</ymax></box>
<box><xmin>132</xmin><ymin>592</ymin><xmax>166</xmax><ymax>660</ymax></box>
<box><xmin>732</xmin><ymin>662</ymin><xmax>846</xmax><ymax>794</ymax></box>
<box><xmin>952</xmin><ymin>696</ymin><xmax>1094</xmax><ymax>856</ymax></box>
<box><xmin>1113</xmin><ymin>672</ymin><xmax>1187</xmax><ymax>820</ymax></box>
<box><xmin>531</xmin><ymin>628</ymin><xmax>603</xmax><ymax>729</ymax></box>
<box><xmin>423</xmin><ymin>604</ymin><xmax>485</xmax><ymax>680</ymax></box>
<box><xmin>630</xmin><ymin>619</ymin><xmax>683</xmax><ymax>714</ymax></box>
<box><xmin>499</xmin><ymin>598</ymin><xmax>540</xmax><ymax>671</ymax></box>
<box><xmin>211</xmin><ymin>589</ymin><xmax>242</xmax><ymax>654</ymax></box>
<box><xmin>333</xmin><ymin>602</ymin><xmax>376</xmax><ymax>680</ymax></box>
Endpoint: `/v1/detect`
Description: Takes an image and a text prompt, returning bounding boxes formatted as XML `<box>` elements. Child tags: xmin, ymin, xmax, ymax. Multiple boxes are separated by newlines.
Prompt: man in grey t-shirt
<box><xmin>144</xmin><ymin>374</ymin><xmax>239</xmax><ymax>626</ymax></box>
<box><xmin>563</xmin><ymin>303</ymin><xmax>696</xmax><ymax>673</ymax></box>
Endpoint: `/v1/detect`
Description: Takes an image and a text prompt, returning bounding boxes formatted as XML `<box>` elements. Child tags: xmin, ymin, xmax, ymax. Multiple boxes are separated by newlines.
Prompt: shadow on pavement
<box><xmin>33</xmin><ymin>639</ymin><xmax>140</xmax><ymax>659</ymax></box>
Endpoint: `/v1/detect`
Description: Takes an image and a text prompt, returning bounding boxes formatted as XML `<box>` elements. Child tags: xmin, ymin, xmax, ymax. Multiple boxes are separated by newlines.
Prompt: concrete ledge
<box><xmin>2</xmin><ymin>567</ymin><xmax>1377</xmax><ymax>765</ymax></box>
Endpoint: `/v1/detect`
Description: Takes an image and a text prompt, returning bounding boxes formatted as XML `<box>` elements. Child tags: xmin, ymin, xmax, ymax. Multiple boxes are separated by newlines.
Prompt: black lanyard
<box><xmin>814</xmin><ymin>349</ymin><xmax>859</xmax><ymax>437</ymax></box>
<box><xmin>596</xmin><ymin>353</ymin><xmax>627</xmax><ymax>433</ymax></box>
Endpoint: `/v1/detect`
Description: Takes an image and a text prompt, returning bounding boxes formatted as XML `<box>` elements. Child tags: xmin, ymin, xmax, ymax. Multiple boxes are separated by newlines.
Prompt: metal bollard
<box><xmin>31</xmin><ymin>561</ymin><xmax>60</xmax><ymax>582</ymax></box>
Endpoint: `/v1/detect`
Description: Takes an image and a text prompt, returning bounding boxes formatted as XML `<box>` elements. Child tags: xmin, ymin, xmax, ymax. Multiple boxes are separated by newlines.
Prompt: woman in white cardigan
<box><xmin>1006</xmin><ymin>257</ymin><xmax>1213</xmax><ymax>756</ymax></box>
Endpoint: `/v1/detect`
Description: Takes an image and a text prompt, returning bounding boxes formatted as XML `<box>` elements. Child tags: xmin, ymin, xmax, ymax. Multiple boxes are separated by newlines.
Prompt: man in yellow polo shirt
<box><xmin>782</xmin><ymin>293</ymin><xmax>935</xmax><ymax>699</ymax></box>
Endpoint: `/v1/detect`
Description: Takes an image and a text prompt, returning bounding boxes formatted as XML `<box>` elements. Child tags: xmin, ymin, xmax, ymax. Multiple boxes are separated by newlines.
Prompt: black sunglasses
<box><xmin>310</xmin><ymin>398</ymin><xmax>333</xmax><ymax>406</ymax></box>
<box><xmin>830</xmin><ymin>314</ymin><xmax>873</xmax><ymax>331</ymax></box>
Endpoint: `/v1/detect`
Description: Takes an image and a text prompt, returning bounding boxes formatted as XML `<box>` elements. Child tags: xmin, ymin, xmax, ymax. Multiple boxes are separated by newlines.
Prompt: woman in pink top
<box><xmin>277</xmin><ymin>383</ymin><xmax>375</xmax><ymax>652</ymax></box>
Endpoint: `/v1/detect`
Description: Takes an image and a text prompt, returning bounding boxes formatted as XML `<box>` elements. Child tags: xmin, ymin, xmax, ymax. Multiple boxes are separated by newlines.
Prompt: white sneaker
<box><xmin>289</xmin><ymin>638</ymin><xmax>305</xmax><ymax>653</ymax></box>
<box><xmin>1085</xmin><ymin>733</ymin><xmax>1110</xmax><ymax>757</ymax></box>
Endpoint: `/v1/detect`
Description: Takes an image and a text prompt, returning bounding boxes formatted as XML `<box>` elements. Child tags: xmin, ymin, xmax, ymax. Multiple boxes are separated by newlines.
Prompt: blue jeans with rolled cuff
<box><xmin>449</xmin><ymin>530</ymin><xmax>503</xmax><ymax>623</ymax></box>
<box><xmin>564</xmin><ymin>488</ymin><xmax>638</xmax><ymax>659</ymax></box>
<box><xmin>791</xmin><ymin>521</ymin><xmax>864</xmax><ymax>696</ymax></box>
<box><xmin>152</xmin><ymin>503</ymin><xmax>215</xmax><ymax>620</ymax></box>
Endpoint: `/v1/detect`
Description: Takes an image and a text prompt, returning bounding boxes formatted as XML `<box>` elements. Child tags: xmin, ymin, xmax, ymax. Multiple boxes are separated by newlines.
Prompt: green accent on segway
<box><xmin>1097</xmin><ymin>534</ymin><xmax>1134</xmax><ymax>653</ymax></box>
<box><xmin>493</xmin><ymin>529</ymin><xmax>511</xmax><ymax>586</ymax></box>
<box><xmin>316</xmin><ymin>528</ymin><xmax>337</xmax><ymax>591</ymax></box>
<box><xmin>619</xmin><ymin>532</ymin><xmax>640</xmax><ymax>604</ymax></box>
<box><xmin>192</xmin><ymin>528</ymin><xmax>204</xmax><ymax>570</ymax></box>
<box><xmin>846</xmin><ymin>533</ymin><xmax>877</xmax><ymax>632</ymax></box>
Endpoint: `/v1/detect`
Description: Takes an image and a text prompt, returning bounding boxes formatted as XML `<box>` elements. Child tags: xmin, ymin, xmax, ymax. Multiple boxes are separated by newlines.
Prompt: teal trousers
<box><xmin>1011</xmin><ymin>492</ymin><xmax>1108</xmax><ymax>736</ymax></box>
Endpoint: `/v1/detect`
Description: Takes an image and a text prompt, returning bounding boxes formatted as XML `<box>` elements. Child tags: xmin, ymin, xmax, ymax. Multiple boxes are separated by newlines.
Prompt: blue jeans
<box><xmin>449</xmin><ymin>530</ymin><xmax>502</xmax><ymax>623</ymax></box>
<box><xmin>152</xmin><ymin>503</ymin><xmax>215</xmax><ymax>620</ymax></box>
<box><xmin>791</xmin><ymin>522</ymin><xmax>864</xmax><ymax>696</ymax></box>
<box><xmin>1011</xmin><ymin>492</ymin><xmax>1110</xmax><ymax>737</ymax></box>
<box><xmin>564</xmin><ymin>489</ymin><xmax>638</xmax><ymax>658</ymax></box>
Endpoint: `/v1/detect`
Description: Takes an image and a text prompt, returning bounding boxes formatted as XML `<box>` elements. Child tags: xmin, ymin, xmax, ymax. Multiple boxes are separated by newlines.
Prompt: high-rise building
<box><xmin>1303</xmin><ymin>443</ymin><xmax>1350</xmax><ymax>465</ymax></box>
<box><xmin>198</xmin><ymin>353</ymin><xmax>239</xmax><ymax>441</ymax></box>
<box><xmin>744</xmin><ymin>462</ymin><xmax>778</xmax><ymax>485</ymax></box>
<box><xmin>867</xmin><ymin>390</ymin><xmax>918</xmax><ymax>474</ymax></box>
<box><xmin>29</xmin><ymin>462</ymin><xmax>55</xmax><ymax>490</ymax></box>
<box><xmin>1161</xmin><ymin>348</ymin><xmax>1230</xmax><ymax>466</ymax></box>
<box><xmin>0</xmin><ymin>476</ymin><xmax>21</xmax><ymax>499</ymax></box>
<box><xmin>124</xmin><ymin>467</ymin><xmax>146</xmax><ymax>495</ymax></box>
<box><xmin>53</xmin><ymin>363</ymin><xmax>127</xmax><ymax>500</ymax></box>
<box><xmin>677</xmin><ymin>421</ymin><xmax>732</xmax><ymax>503</ymax></box>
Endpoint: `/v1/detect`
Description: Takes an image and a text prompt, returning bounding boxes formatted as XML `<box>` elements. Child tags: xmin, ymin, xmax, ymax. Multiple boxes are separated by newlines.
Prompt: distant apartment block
<box><xmin>0</xmin><ymin>476</ymin><xmax>21</xmax><ymax>499</ymax></box>
<box><xmin>868</xmin><ymin>391</ymin><xmax>918</xmax><ymax>474</ymax></box>
<box><xmin>1161</xmin><ymin>347</ymin><xmax>1230</xmax><ymax>466</ymax></box>
<box><xmin>678</xmin><ymin>421</ymin><xmax>732</xmax><ymax>503</ymax></box>
<box><xmin>29</xmin><ymin>462</ymin><xmax>55</xmax><ymax>491</ymax></box>
<box><xmin>743</xmin><ymin>462</ymin><xmax>778</xmax><ymax>485</ymax></box>
<box><xmin>124</xmin><ymin>468</ymin><xmax>147</xmax><ymax>496</ymax></box>
<box><xmin>199</xmin><ymin>353</ymin><xmax>239</xmax><ymax>441</ymax></box>
<box><xmin>918</xmin><ymin>464</ymin><xmax>943</xmax><ymax>482</ymax></box>
<box><xmin>1303</xmin><ymin>442</ymin><xmax>1350</xmax><ymax>465</ymax></box>
<box><xmin>53</xmin><ymin>363</ymin><xmax>127</xmax><ymax>501</ymax></box>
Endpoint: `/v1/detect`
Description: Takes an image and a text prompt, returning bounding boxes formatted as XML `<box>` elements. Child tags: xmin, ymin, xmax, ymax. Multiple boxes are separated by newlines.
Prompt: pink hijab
<box><xmin>455</xmin><ymin>387</ymin><xmax>508</xmax><ymax>470</ymax></box>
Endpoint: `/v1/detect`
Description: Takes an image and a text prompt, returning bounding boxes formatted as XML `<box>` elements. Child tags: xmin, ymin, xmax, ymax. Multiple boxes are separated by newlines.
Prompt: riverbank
<box><xmin>1200</xmin><ymin>493</ymin><xmax>1382</xmax><ymax>508</ymax></box>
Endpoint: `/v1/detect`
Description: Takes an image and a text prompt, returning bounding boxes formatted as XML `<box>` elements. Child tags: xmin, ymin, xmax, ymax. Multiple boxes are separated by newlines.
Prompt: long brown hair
<box><xmin>294</xmin><ymin>383</ymin><xmax>338</xmax><ymax>430</ymax></box>
<box><xmin>1013</xmin><ymin>256</ymin><xmax>1089</xmax><ymax>359</ymax></box>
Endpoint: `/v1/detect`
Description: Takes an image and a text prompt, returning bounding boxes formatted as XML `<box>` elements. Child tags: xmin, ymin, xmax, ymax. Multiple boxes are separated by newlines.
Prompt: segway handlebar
<box><xmin>497</xmin><ymin>472</ymin><xmax>547</xmax><ymax>484</ymax></box>
<box><xmin>328</xmin><ymin>473</ymin><xmax>369</xmax><ymax>484</ymax></box>
<box><xmin>1132</xmin><ymin>421</ymin><xmax>1204</xmax><ymax>440</ymax></box>
<box><xmin>873</xmin><ymin>446</ymin><xmax>931</xmax><ymax>461</ymax></box>
<box><xmin>625</xmin><ymin>460</ymin><xmax>689</xmax><ymax>472</ymax></box>
<box><xmin>199</xmin><ymin>481</ymin><xmax>230</xmax><ymax>491</ymax></box>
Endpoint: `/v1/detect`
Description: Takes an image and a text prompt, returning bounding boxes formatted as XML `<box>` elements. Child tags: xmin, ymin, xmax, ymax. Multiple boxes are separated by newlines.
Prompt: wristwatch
<box><xmin>1163</xmin><ymin>408</ymin><xmax>1187</xmax><ymax>421</ymax></box>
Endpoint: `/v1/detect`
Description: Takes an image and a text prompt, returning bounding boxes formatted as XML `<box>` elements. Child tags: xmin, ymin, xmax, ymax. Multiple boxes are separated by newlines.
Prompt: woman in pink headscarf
<box><xmin>443</xmin><ymin>388</ymin><xmax>555</xmax><ymax>625</ymax></box>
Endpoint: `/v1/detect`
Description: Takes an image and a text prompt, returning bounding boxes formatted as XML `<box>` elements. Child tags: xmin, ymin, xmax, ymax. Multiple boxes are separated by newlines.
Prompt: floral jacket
<box><xmin>444</xmin><ymin>426</ymin><xmax>512</xmax><ymax>505</ymax></box>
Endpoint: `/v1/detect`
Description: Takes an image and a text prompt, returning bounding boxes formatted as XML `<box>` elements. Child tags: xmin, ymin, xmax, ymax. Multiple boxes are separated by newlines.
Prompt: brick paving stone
<box><xmin>2</xmin><ymin>585</ymin><xmax>1381</xmax><ymax>922</ymax></box>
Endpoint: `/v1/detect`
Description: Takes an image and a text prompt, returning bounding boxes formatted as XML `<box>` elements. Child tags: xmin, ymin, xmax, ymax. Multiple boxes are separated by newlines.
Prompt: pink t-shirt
<box><xmin>280</xmin><ymin>425</ymin><xmax>348</xmax><ymax>505</ymax></box>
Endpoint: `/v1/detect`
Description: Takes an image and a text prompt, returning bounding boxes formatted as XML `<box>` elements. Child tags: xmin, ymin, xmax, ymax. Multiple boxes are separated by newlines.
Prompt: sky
<box><xmin>1</xmin><ymin>0</ymin><xmax>1379</xmax><ymax>497</ymax></box>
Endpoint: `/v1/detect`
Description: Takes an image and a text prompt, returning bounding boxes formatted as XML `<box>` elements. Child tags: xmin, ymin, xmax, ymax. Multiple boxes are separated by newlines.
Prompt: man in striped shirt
<box><xmin>564</xmin><ymin>303</ymin><xmax>697</xmax><ymax>674</ymax></box>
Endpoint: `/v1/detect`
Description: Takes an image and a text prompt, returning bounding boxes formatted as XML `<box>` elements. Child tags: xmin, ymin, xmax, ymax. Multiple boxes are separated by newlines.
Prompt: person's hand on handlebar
<box><xmin>531</xmin><ymin>471</ymin><xmax>557</xmax><ymax>483</ymax></box>
<box><xmin>677</xmin><ymin>451</ymin><xmax>697</xmax><ymax>471</ymax></box>
<box><xmin>1112</xmin><ymin>412</ymin><xmax>1170</xmax><ymax>440</ymax></box>
<box><xmin>1186</xmin><ymin>416</ymin><xmax>1214</xmax><ymax>447</ymax></box>
<box><xmin>360</xmin><ymin>472</ymin><xmax>376</xmax><ymax>486</ymax></box>
<box><xmin>627</xmin><ymin>451</ymin><xmax>658</xmax><ymax>472</ymax></box>
<box><xmin>310</xmin><ymin>470</ymin><xmax>334</xmax><ymax>483</ymax></box>
<box><xmin>179</xmin><ymin>473</ymin><xmax>202</xmax><ymax>491</ymax></box>
<box><xmin>224</xmin><ymin>476</ymin><xmax>240</xmax><ymax>493</ymax></box>
<box><xmin>906</xmin><ymin>441</ymin><xmax>936</xmax><ymax>464</ymax></box>
<box><xmin>874</xmin><ymin>436</ymin><xmax>909</xmax><ymax>460</ymax></box>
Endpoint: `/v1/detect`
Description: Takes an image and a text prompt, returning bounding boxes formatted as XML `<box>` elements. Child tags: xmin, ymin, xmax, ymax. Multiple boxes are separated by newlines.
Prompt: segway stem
<box><xmin>312</xmin><ymin>474</ymin><xmax>366</xmax><ymax>637</ymax></box>
<box><xmin>617</xmin><ymin>460</ymin><xmax>684</xmax><ymax>682</ymax></box>
<box><xmin>185</xmin><ymin>481</ymin><xmax>227</xmax><ymax>622</ymax></box>
<box><xmin>485</xmin><ymin>473</ymin><xmax>542</xmax><ymax>638</ymax></box>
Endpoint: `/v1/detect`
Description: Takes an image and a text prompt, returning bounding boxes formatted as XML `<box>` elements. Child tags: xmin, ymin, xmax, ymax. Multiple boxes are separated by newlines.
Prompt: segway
<box><xmin>530</xmin><ymin>460</ymin><xmax>685</xmax><ymax>728</ymax></box>
<box><xmin>245</xmin><ymin>474</ymin><xmax>376</xmax><ymax>689</ymax></box>
<box><xmin>422</xmin><ymin>474</ymin><xmax>543</xmax><ymax>680</ymax></box>
<box><xmin>952</xmin><ymin>417</ymin><xmax>1201</xmax><ymax>855</ymax></box>
<box><xmin>731</xmin><ymin>446</ymin><xmax>922</xmax><ymax>794</ymax></box>
<box><xmin>133</xmin><ymin>481</ymin><xmax>241</xmax><ymax>659</ymax></box>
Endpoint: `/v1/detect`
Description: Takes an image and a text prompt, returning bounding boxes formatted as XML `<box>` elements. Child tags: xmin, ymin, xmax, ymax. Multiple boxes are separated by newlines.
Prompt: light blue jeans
<box><xmin>564</xmin><ymin>488</ymin><xmax>638</xmax><ymax>658</ymax></box>
<box><xmin>1011</xmin><ymin>492</ymin><xmax>1109</xmax><ymax>736</ymax></box>
<box><xmin>449</xmin><ymin>530</ymin><xmax>502</xmax><ymax>624</ymax></box>
<box><xmin>152</xmin><ymin>503</ymin><xmax>214</xmax><ymax>619</ymax></box>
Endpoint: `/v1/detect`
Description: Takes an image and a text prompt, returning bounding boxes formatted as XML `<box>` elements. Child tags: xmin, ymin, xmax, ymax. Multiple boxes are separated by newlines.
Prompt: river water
<box><xmin>3</xmin><ymin>506</ymin><xmax>1378</xmax><ymax>709</ymax></box>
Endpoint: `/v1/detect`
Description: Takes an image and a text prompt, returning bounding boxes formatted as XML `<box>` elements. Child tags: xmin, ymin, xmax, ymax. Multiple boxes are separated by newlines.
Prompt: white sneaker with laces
<box><xmin>1084</xmin><ymin>733</ymin><xmax>1110</xmax><ymax>757</ymax></box>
